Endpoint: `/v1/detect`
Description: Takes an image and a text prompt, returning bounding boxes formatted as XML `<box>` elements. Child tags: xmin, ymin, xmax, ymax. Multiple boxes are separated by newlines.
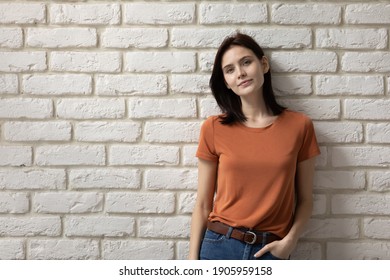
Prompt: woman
<box><xmin>189</xmin><ymin>33</ymin><xmax>320</xmax><ymax>260</ymax></box>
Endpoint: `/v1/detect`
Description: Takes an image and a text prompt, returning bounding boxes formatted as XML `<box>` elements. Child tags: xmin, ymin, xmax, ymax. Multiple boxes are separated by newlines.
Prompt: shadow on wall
<box><xmin>271</xmin><ymin>69</ymin><xmax>390</xmax><ymax>260</ymax></box>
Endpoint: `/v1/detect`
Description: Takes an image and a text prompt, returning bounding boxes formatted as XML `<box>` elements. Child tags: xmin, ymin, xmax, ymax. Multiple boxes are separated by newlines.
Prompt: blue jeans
<box><xmin>199</xmin><ymin>229</ymin><xmax>283</xmax><ymax>260</ymax></box>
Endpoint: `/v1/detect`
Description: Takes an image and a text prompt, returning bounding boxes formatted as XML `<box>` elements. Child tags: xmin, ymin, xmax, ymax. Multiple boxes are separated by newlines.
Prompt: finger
<box><xmin>254</xmin><ymin>244</ymin><xmax>269</xmax><ymax>258</ymax></box>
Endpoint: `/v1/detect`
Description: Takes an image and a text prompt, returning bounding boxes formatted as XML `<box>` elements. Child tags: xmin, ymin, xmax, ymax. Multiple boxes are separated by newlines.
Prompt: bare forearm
<box><xmin>189</xmin><ymin>159</ymin><xmax>218</xmax><ymax>259</ymax></box>
<box><xmin>188</xmin><ymin>206</ymin><xmax>210</xmax><ymax>259</ymax></box>
<box><xmin>284</xmin><ymin>198</ymin><xmax>313</xmax><ymax>244</ymax></box>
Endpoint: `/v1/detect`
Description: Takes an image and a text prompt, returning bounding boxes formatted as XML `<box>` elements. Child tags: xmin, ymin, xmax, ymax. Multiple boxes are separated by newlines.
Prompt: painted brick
<box><xmin>0</xmin><ymin>52</ymin><xmax>46</xmax><ymax>72</ymax></box>
<box><xmin>270</xmin><ymin>51</ymin><xmax>337</xmax><ymax>73</ymax></box>
<box><xmin>272</xmin><ymin>4</ymin><xmax>341</xmax><ymax>24</ymax></box>
<box><xmin>316</xmin><ymin>28</ymin><xmax>387</xmax><ymax>49</ymax></box>
<box><xmin>176</xmin><ymin>241</ymin><xmax>190</xmax><ymax>260</ymax></box>
<box><xmin>345</xmin><ymin>99</ymin><xmax>390</xmax><ymax>120</ymax></box>
<box><xmin>0</xmin><ymin>98</ymin><xmax>52</xmax><ymax>119</ymax></box>
<box><xmin>0</xmin><ymin>3</ymin><xmax>45</xmax><ymax>24</ymax></box>
<box><xmin>124</xmin><ymin>3</ymin><xmax>195</xmax><ymax>24</ymax></box>
<box><xmin>314</xmin><ymin>121</ymin><xmax>363</xmax><ymax>143</ymax></box>
<box><xmin>366</xmin><ymin>123</ymin><xmax>390</xmax><ymax>143</ymax></box>
<box><xmin>139</xmin><ymin>217</ymin><xmax>191</xmax><ymax>238</ymax></box>
<box><xmin>272</xmin><ymin>75</ymin><xmax>312</xmax><ymax>96</ymax></box>
<box><xmin>110</xmin><ymin>145</ymin><xmax>179</xmax><ymax>166</ymax></box>
<box><xmin>33</xmin><ymin>192</ymin><xmax>103</xmax><ymax>214</ymax></box>
<box><xmin>345</xmin><ymin>4</ymin><xmax>390</xmax><ymax>24</ymax></box>
<box><xmin>198</xmin><ymin>51</ymin><xmax>216</xmax><ymax>72</ymax></box>
<box><xmin>0</xmin><ymin>146</ymin><xmax>32</xmax><ymax>166</ymax></box>
<box><xmin>171</xmin><ymin>28</ymin><xmax>235</xmax><ymax>48</ymax></box>
<box><xmin>96</xmin><ymin>75</ymin><xmax>167</xmax><ymax>96</ymax></box>
<box><xmin>103</xmin><ymin>240</ymin><xmax>174</xmax><ymax>260</ymax></box>
<box><xmin>171</xmin><ymin>74</ymin><xmax>211</xmax><ymax>94</ymax></box>
<box><xmin>178</xmin><ymin>192</ymin><xmax>196</xmax><ymax>214</ymax></box>
<box><xmin>26</xmin><ymin>28</ymin><xmax>97</xmax><ymax>48</ymax></box>
<box><xmin>101</xmin><ymin>28</ymin><xmax>168</xmax><ymax>48</ymax></box>
<box><xmin>23</xmin><ymin>74</ymin><xmax>92</xmax><ymax>95</ymax></box>
<box><xmin>316</xmin><ymin>147</ymin><xmax>328</xmax><ymax>167</ymax></box>
<box><xmin>327</xmin><ymin>242</ymin><xmax>390</xmax><ymax>260</ymax></box>
<box><xmin>0</xmin><ymin>193</ymin><xmax>29</xmax><ymax>213</ymax></box>
<box><xmin>35</xmin><ymin>145</ymin><xmax>106</xmax><ymax>166</ymax></box>
<box><xmin>0</xmin><ymin>74</ymin><xmax>18</xmax><ymax>94</ymax></box>
<box><xmin>312</xmin><ymin>194</ymin><xmax>326</xmax><ymax>216</ymax></box>
<box><xmin>125</xmin><ymin>52</ymin><xmax>196</xmax><ymax>73</ymax></box>
<box><xmin>0</xmin><ymin>169</ymin><xmax>66</xmax><ymax>190</ymax></box>
<box><xmin>106</xmin><ymin>192</ymin><xmax>175</xmax><ymax>214</ymax></box>
<box><xmin>145</xmin><ymin>169</ymin><xmax>198</xmax><ymax>190</ymax></box>
<box><xmin>0</xmin><ymin>217</ymin><xmax>61</xmax><ymax>237</ymax></box>
<box><xmin>200</xmin><ymin>3</ymin><xmax>267</xmax><ymax>24</ymax></box>
<box><xmin>56</xmin><ymin>98</ymin><xmax>125</xmax><ymax>119</ymax></box>
<box><xmin>279</xmin><ymin>99</ymin><xmax>340</xmax><ymax>120</ymax></box>
<box><xmin>342</xmin><ymin>52</ymin><xmax>390</xmax><ymax>72</ymax></box>
<box><xmin>364</xmin><ymin>218</ymin><xmax>390</xmax><ymax>239</ymax></box>
<box><xmin>302</xmin><ymin>218</ymin><xmax>359</xmax><ymax>239</ymax></box>
<box><xmin>332</xmin><ymin>194</ymin><xmax>390</xmax><ymax>215</ymax></box>
<box><xmin>182</xmin><ymin>145</ymin><xmax>198</xmax><ymax>166</ymax></box>
<box><xmin>314</xmin><ymin>171</ymin><xmax>365</xmax><ymax>190</ymax></box>
<box><xmin>291</xmin><ymin>242</ymin><xmax>322</xmax><ymax>260</ymax></box>
<box><xmin>129</xmin><ymin>98</ymin><xmax>196</xmax><ymax>119</ymax></box>
<box><xmin>50</xmin><ymin>52</ymin><xmax>121</xmax><ymax>73</ymax></box>
<box><xmin>199</xmin><ymin>98</ymin><xmax>221</xmax><ymax>118</ymax></box>
<box><xmin>368</xmin><ymin>171</ymin><xmax>390</xmax><ymax>192</ymax></box>
<box><xmin>0</xmin><ymin>240</ymin><xmax>24</xmax><ymax>260</ymax></box>
<box><xmin>50</xmin><ymin>4</ymin><xmax>120</xmax><ymax>25</ymax></box>
<box><xmin>74</xmin><ymin>121</ymin><xmax>141</xmax><ymax>142</ymax></box>
<box><xmin>332</xmin><ymin>147</ymin><xmax>390</xmax><ymax>167</ymax></box>
<box><xmin>316</xmin><ymin>75</ymin><xmax>384</xmax><ymax>95</ymax></box>
<box><xmin>69</xmin><ymin>168</ymin><xmax>141</xmax><ymax>190</ymax></box>
<box><xmin>65</xmin><ymin>216</ymin><xmax>135</xmax><ymax>237</ymax></box>
<box><xmin>29</xmin><ymin>240</ymin><xmax>99</xmax><ymax>260</ymax></box>
<box><xmin>144</xmin><ymin>121</ymin><xmax>201</xmax><ymax>143</ymax></box>
<box><xmin>0</xmin><ymin>28</ymin><xmax>23</xmax><ymax>48</ymax></box>
<box><xmin>4</xmin><ymin>121</ymin><xmax>71</xmax><ymax>142</ymax></box>
<box><xmin>242</xmin><ymin>28</ymin><xmax>312</xmax><ymax>49</ymax></box>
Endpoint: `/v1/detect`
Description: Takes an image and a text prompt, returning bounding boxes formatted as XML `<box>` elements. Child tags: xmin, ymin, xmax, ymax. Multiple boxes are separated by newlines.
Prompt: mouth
<box><xmin>238</xmin><ymin>79</ymin><xmax>253</xmax><ymax>87</ymax></box>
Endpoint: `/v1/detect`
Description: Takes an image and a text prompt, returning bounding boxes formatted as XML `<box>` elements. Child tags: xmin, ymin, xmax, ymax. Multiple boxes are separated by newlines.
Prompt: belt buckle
<box><xmin>245</xmin><ymin>230</ymin><xmax>257</xmax><ymax>244</ymax></box>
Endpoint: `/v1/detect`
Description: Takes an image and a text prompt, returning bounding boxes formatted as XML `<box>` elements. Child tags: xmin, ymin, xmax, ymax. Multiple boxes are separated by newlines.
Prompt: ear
<box><xmin>261</xmin><ymin>56</ymin><xmax>270</xmax><ymax>74</ymax></box>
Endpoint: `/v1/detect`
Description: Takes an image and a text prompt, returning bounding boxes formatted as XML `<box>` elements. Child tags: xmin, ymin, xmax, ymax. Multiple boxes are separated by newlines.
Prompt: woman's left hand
<box><xmin>253</xmin><ymin>238</ymin><xmax>296</xmax><ymax>259</ymax></box>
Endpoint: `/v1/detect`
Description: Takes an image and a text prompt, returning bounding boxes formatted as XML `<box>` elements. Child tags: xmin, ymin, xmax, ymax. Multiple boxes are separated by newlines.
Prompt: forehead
<box><xmin>221</xmin><ymin>45</ymin><xmax>256</xmax><ymax>66</ymax></box>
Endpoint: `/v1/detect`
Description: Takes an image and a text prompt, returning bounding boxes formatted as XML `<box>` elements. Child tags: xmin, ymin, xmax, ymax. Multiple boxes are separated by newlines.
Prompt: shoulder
<box><xmin>283</xmin><ymin>109</ymin><xmax>313</xmax><ymax>124</ymax></box>
<box><xmin>201</xmin><ymin>114</ymin><xmax>224</xmax><ymax>128</ymax></box>
<box><xmin>281</xmin><ymin>109</ymin><xmax>315</xmax><ymax>135</ymax></box>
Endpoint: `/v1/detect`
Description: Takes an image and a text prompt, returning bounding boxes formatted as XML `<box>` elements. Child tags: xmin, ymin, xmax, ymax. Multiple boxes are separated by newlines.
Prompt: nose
<box><xmin>237</xmin><ymin>66</ymin><xmax>246</xmax><ymax>79</ymax></box>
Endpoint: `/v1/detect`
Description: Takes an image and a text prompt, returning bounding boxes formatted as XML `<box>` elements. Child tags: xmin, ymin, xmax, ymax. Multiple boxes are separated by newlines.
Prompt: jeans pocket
<box><xmin>202</xmin><ymin>229</ymin><xmax>225</xmax><ymax>243</ymax></box>
<box><xmin>266</xmin><ymin>251</ymin><xmax>283</xmax><ymax>260</ymax></box>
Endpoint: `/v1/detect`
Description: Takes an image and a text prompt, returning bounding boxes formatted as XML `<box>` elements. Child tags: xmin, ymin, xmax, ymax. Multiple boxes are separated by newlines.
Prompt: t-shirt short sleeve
<box><xmin>196</xmin><ymin>117</ymin><xmax>219</xmax><ymax>162</ymax></box>
<box><xmin>297</xmin><ymin>117</ymin><xmax>321</xmax><ymax>162</ymax></box>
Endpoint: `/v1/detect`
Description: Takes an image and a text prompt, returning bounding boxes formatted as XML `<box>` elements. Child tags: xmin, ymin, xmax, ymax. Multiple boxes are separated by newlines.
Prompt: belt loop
<box><xmin>263</xmin><ymin>232</ymin><xmax>270</xmax><ymax>245</ymax></box>
<box><xmin>225</xmin><ymin>226</ymin><xmax>233</xmax><ymax>239</ymax></box>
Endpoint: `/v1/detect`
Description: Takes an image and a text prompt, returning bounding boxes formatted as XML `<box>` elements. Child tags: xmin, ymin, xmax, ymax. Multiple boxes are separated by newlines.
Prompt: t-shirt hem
<box><xmin>297</xmin><ymin>149</ymin><xmax>321</xmax><ymax>162</ymax></box>
<box><xmin>196</xmin><ymin>152</ymin><xmax>218</xmax><ymax>162</ymax></box>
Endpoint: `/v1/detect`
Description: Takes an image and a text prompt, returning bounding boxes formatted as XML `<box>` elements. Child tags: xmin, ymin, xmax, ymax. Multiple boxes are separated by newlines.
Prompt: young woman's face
<box><xmin>221</xmin><ymin>45</ymin><xmax>269</xmax><ymax>98</ymax></box>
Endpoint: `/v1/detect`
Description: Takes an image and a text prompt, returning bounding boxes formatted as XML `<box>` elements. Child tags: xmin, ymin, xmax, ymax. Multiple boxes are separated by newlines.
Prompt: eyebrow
<box><xmin>222</xmin><ymin>55</ymin><xmax>253</xmax><ymax>71</ymax></box>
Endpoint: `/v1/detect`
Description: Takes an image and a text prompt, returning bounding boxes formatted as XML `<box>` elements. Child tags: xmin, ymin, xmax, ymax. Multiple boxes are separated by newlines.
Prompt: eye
<box><xmin>243</xmin><ymin>59</ymin><xmax>251</xmax><ymax>66</ymax></box>
<box><xmin>224</xmin><ymin>67</ymin><xmax>234</xmax><ymax>74</ymax></box>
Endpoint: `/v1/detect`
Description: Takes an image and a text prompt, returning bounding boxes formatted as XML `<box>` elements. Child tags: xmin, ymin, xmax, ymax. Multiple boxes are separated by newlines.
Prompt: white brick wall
<box><xmin>0</xmin><ymin>0</ymin><xmax>389</xmax><ymax>260</ymax></box>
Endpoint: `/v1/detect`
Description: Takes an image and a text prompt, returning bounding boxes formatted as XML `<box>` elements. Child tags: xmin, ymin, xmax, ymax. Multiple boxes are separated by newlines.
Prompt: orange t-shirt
<box><xmin>196</xmin><ymin>109</ymin><xmax>320</xmax><ymax>238</ymax></box>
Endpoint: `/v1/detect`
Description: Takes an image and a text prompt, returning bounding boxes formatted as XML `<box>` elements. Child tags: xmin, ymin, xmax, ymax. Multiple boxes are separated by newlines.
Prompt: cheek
<box><xmin>223</xmin><ymin>76</ymin><xmax>235</xmax><ymax>88</ymax></box>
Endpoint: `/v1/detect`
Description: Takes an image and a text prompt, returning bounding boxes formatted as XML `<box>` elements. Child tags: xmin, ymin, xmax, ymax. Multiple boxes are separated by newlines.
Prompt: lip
<box><xmin>238</xmin><ymin>79</ymin><xmax>253</xmax><ymax>87</ymax></box>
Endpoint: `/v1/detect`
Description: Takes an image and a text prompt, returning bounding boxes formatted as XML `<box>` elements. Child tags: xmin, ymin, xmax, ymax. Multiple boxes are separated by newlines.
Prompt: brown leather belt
<box><xmin>207</xmin><ymin>221</ymin><xmax>280</xmax><ymax>245</ymax></box>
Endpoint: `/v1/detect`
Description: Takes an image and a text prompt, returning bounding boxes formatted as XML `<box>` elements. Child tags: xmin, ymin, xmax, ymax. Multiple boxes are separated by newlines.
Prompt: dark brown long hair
<box><xmin>210</xmin><ymin>33</ymin><xmax>285</xmax><ymax>125</ymax></box>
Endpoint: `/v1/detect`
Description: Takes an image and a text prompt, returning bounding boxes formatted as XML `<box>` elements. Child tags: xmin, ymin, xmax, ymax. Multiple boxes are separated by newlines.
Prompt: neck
<box><xmin>240</xmin><ymin>90</ymin><xmax>272</xmax><ymax>120</ymax></box>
